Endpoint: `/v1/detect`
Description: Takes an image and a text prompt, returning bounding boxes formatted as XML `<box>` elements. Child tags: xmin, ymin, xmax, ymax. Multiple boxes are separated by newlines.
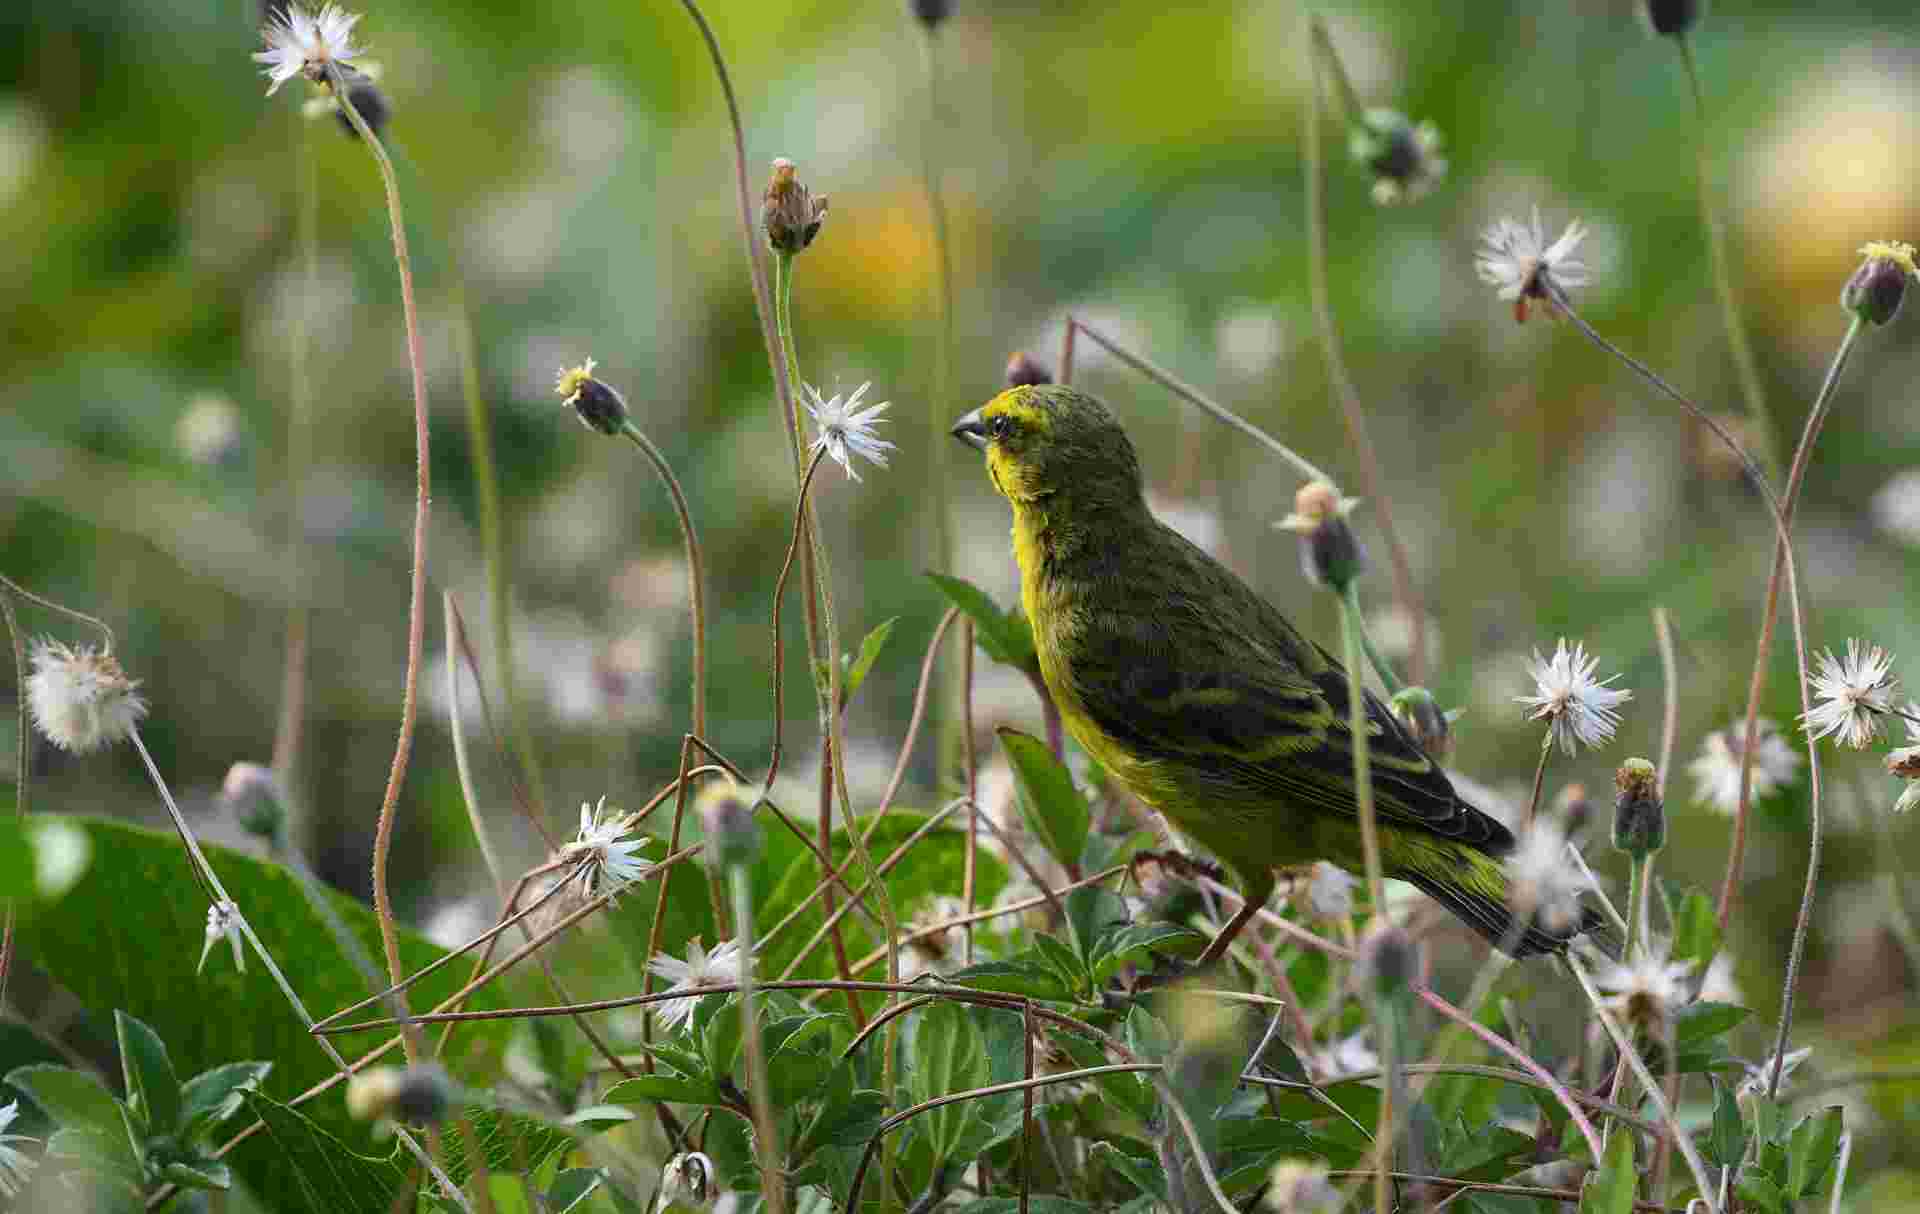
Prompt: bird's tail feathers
<box><xmin>1397</xmin><ymin>861</ymin><xmax>1607</xmax><ymax>959</ymax></box>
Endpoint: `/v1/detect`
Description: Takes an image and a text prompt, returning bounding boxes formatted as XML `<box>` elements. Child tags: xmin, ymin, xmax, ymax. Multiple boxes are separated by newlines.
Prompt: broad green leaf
<box><xmin>1091</xmin><ymin>1139</ymin><xmax>1168</xmax><ymax>1203</ymax></box>
<box><xmin>911</xmin><ymin>1000</ymin><xmax>988</xmax><ymax>1160</ymax></box>
<box><xmin>161</xmin><ymin>1157</ymin><xmax>233</xmax><ymax>1191</ymax></box>
<box><xmin>114</xmin><ymin>1010</ymin><xmax>179</xmax><ymax>1135</ymax></box>
<box><xmin>998</xmin><ymin>728</ymin><xmax>1090</xmax><ymax>874</ymax></box>
<box><xmin>564</xmin><ymin>1104</ymin><xmax>635</xmax><ymax>1133</ymax></box>
<box><xmin>1675</xmin><ymin>1001</ymin><xmax>1750</xmax><ymax>1049</ymax></box>
<box><xmin>1580</xmin><ymin>1128</ymin><xmax>1635</xmax><ymax>1214</ymax></box>
<box><xmin>1124</xmin><ymin>1007</ymin><xmax>1173</xmax><ymax>1064</ymax></box>
<box><xmin>5</xmin><ymin>1065</ymin><xmax>134</xmax><ymax>1159</ymax></box>
<box><xmin>1090</xmin><ymin>922</ymin><xmax>1205</xmax><ymax>984</ymax></box>
<box><xmin>702</xmin><ymin>1000</ymin><xmax>744</xmax><ymax>1084</ymax></box>
<box><xmin>1786</xmin><ymin>1105</ymin><xmax>1845</xmax><ymax>1197</ymax></box>
<box><xmin>236</xmin><ymin>1091</ymin><xmax>406</xmax><ymax>1213</ymax></box>
<box><xmin>606</xmin><ymin>1072</ymin><xmax>728</xmax><ymax>1108</ymax></box>
<box><xmin>926</xmin><ymin>573</ymin><xmax>1037</xmax><ymax>671</ymax></box>
<box><xmin>841</xmin><ymin>616</ymin><xmax>898</xmax><ymax>703</ymax></box>
<box><xmin>1737</xmin><ymin>1171</ymin><xmax>1787</xmax><ymax>1214</ymax></box>
<box><xmin>10</xmin><ymin>816</ymin><xmax>525</xmax><ymax>1165</ymax></box>
<box><xmin>1671</xmin><ymin>888</ymin><xmax>1721</xmax><ymax>968</ymax></box>
<box><xmin>548</xmin><ymin>1168</ymin><xmax>606</xmax><ymax>1213</ymax></box>
<box><xmin>945</xmin><ymin>957</ymin><xmax>1075</xmax><ymax>1002</ymax></box>
<box><xmin>44</xmin><ymin>1124</ymin><xmax>141</xmax><ymax>1182</ymax></box>
<box><xmin>1032</xmin><ymin>931</ymin><xmax>1088</xmax><ymax>999</ymax></box>
<box><xmin>179</xmin><ymin>1061</ymin><xmax>273</xmax><ymax>1146</ymax></box>
<box><xmin>1441</xmin><ymin>1124</ymin><xmax>1539</xmax><ymax>1182</ymax></box>
<box><xmin>1707</xmin><ymin>1078</ymin><xmax>1746</xmax><ymax>1169</ymax></box>
<box><xmin>438</xmin><ymin>1106</ymin><xmax>574</xmax><ymax>1189</ymax></box>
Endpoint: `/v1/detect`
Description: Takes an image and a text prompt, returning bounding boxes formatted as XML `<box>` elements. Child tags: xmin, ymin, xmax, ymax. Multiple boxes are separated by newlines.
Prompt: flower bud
<box><xmin>1354</xmin><ymin>921</ymin><xmax>1420</xmax><ymax>1007</ymax></box>
<box><xmin>1390</xmin><ymin>686</ymin><xmax>1451</xmax><ymax>758</ymax></box>
<box><xmin>347</xmin><ymin>1063</ymin><xmax>452</xmax><ymax>1126</ymax></box>
<box><xmin>908</xmin><ymin>0</ymin><xmax>954</xmax><ymax>29</ymax></box>
<box><xmin>1275</xmin><ymin>480</ymin><xmax>1365</xmax><ymax>593</ymax></box>
<box><xmin>331</xmin><ymin>64</ymin><xmax>390</xmax><ymax>138</ymax></box>
<box><xmin>1348</xmin><ymin>107</ymin><xmax>1446</xmax><ymax>206</ymax></box>
<box><xmin>554</xmin><ymin>357</ymin><xmax>629</xmax><ymax>436</ymax></box>
<box><xmin>1612</xmin><ymin>757</ymin><xmax>1665</xmax><ymax>859</ymax></box>
<box><xmin>698</xmin><ymin>780</ymin><xmax>761</xmax><ymax>870</ymax></box>
<box><xmin>1004</xmin><ymin>350</ymin><xmax>1053</xmax><ymax>387</ymax></box>
<box><xmin>1842</xmin><ymin>241</ymin><xmax>1916</xmax><ymax>326</ymax></box>
<box><xmin>222</xmin><ymin>761</ymin><xmax>287</xmax><ymax>842</ymax></box>
<box><xmin>1641</xmin><ymin>0</ymin><xmax>1703</xmax><ymax>36</ymax></box>
<box><xmin>762</xmin><ymin>158</ymin><xmax>828</xmax><ymax>255</ymax></box>
<box><xmin>659</xmin><ymin>1150</ymin><xmax>718</xmax><ymax>1210</ymax></box>
<box><xmin>1552</xmin><ymin>782</ymin><xmax>1594</xmax><ymax>838</ymax></box>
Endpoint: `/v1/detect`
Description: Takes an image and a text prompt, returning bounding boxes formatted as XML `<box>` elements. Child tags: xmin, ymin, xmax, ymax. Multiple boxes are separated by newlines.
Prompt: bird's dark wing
<box><xmin>1059</xmin><ymin>521</ymin><xmax>1513</xmax><ymax>854</ymax></box>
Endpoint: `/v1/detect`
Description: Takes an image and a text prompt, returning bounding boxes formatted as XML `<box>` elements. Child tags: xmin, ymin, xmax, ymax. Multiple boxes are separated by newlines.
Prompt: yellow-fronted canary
<box><xmin>951</xmin><ymin>384</ymin><xmax>1597</xmax><ymax>961</ymax></box>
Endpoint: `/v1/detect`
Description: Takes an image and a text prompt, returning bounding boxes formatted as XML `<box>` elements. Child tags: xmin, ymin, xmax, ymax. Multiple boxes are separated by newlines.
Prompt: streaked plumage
<box><xmin>952</xmin><ymin>385</ymin><xmax>1593</xmax><ymax>958</ymax></box>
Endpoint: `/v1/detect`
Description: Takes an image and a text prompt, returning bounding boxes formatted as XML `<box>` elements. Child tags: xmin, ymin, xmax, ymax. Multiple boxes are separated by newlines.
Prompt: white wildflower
<box><xmin>254</xmin><ymin>4</ymin><xmax>366</xmax><ymax>96</ymax></box>
<box><xmin>1698</xmin><ymin>952</ymin><xmax>1743</xmax><ymax>1005</ymax></box>
<box><xmin>658</xmin><ymin>1150</ymin><xmax>718</xmax><ymax>1210</ymax></box>
<box><xmin>1265</xmin><ymin>1158</ymin><xmax>1339</xmax><ymax>1213</ymax></box>
<box><xmin>1800</xmin><ymin>639</ymin><xmax>1899</xmax><ymax>750</ymax></box>
<box><xmin>1883</xmin><ymin>702</ymin><xmax>1920</xmax><ymax>814</ymax></box>
<box><xmin>0</xmin><ymin>1101</ymin><xmax>38</xmax><ymax>1199</ymax></box>
<box><xmin>1688</xmin><ymin>718</ymin><xmax>1803</xmax><ymax>816</ymax></box>
<box><xmin>1306</xmin><ymin>862</ymin><xmax>1356</xmax><ymax>920</ymax></box>
<box><xmin>199</xmin><ymin>900</ymin><xmax>245</xmax><ymax>974</ymax></box>
<box><xmin>1506</xmin><ymin>819</ymin><xmax>1589</xmax><ymax>936</ymax></box>
<box><xmin>1475</xmin><ymin>206</ymin><xmax>1590</xmax><ymax>319</ymax></box>
<box><xmin>803</xmin><ymin>382</ymin><xmax>895</xmax><ymax>481</ymax></box>
<box><xmin>1307</xmin><ymin>1031</ymin><xmax>1377</xmax><ymax>1082</ymax></box>
<box><xmin>25</xmin><ymin>638</ymin><xmax>146</xmax><ymax>754</ymax></box>
<box><xmin>561</xmin><ymin>798</ymin><xmax>650</xmax><ymax>897</ymax></box>
<box><xmin>1594</xmin><ymin>947</ymin><xmax>1693</xmax><ymax>1030</ymax></box>
<box><xmin>647</xmin><ymin>939</ymin><xmax>742</xmax><ymax>1033</ymax></box>
<box><xmin>1737</xmin><ymin>1045</ymin><xmax>1812</xmax><ymax>1102</ymax></box>
<box><xmin>1515</xmin><ymin>639</ymin><xmax>1630</xmax><ymax>755</ymax></box>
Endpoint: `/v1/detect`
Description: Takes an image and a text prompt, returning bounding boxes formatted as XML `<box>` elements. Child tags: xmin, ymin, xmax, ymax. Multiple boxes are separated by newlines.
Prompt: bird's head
<box><xmin>950</xmin><ymin>385</ymin><xmax>1142</xmax><ymax>508</ymax></box>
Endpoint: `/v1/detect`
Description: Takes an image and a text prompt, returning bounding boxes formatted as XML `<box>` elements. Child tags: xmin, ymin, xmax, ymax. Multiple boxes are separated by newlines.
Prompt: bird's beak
<box><xmin>950</xmin><ymin>408</ymin><xmax>989</xmax><ymax>451</ymax></box>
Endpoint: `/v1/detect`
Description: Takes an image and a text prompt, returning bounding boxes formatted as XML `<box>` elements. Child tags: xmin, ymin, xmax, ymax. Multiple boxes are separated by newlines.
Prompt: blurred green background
<box><xmin>4</xmin><ymin>0</ymin><xmax>1920</xmax><ymax>1200</ymax></box>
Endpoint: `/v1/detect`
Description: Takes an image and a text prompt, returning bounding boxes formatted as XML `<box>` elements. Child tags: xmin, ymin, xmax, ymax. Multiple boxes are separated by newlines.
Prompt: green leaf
<box><xmin>926</xmin><ymin>574</ymin><xmax>1037</xmax><ymax>671</ymax></box>
<box><xmin>548</xmin><ymin>1168</ymin><xmax>606</xmax><ymax>1213</ymax></box>
<box><xmin>1786</xmin><ymin>1105</ymin><xmax>1845</xmax><ymax>1197</ymax></box>
<box><xmin>997</xmin><ymin>728</ymin><xmax>1090</xmax><ymax>873</ymax></box>
<box><xmin>1671</xmin><ymin>888</ymin><xmax>1721</xmax><ymax>968</ymax></box>
<box><xmin>1032</xmin><ymin>932</ymin><xmax>1089</xmax><ymax>999</ymax></box>
<box><xmin>161</xmin><ymin>1157</ymin><xmax>233</xmax><ymax>1191</ymax></box>
<box><xmin>438</xmin><ymin>1106</ymin><xmax>574</xmax><ymax>1189</ymax></box>
<box><xmin>1580</xmin><ymin>1127</ymin><xmax>1635</xmax><ymax>1214</ymax></box>
<box><xmin>604</xmin><ymin>1073</ymin><xmax>729</xmax><ymax>1108</ymax></box>
<box><xmin>5</xmin><ymin>1064</ymin><xmax>134</xmax><ymax>1152</ymax></box>
<box><xmin>44</xmin><ymin>1125</ymin><xmax>141</xmax><ymax>1182</ymax></box>
<box><xmin>944</xmin><ymin>957</ymin><xmax>1075</xmax><ymax>1002</ymax></box>
<box><xmin>236</xmin><ymin>1091</ymin><xmax>406</xmax><ymax>1213</ymax></box>
<box><xmin>0</xmin><ymin>815</ymin><xmax>91</xmax><ymax>905</ymax></box>
<box><xmin>1675</xmin><ymin>1001</ymin><xmax>1751</xmax><ymax>1049</ymax></box>
<box><xmin>1440</xmin><ymin>1125</ymin><xmax>1539</xmax><ymax>1183</ymax></box>
<box><xmin>911</xmin><ymin>1000</ymin><xmax>989</xmax><ymax>1160</ymax></box>
<box><xmin>113</xmin><ymin>1010</ymin><xmax>180</xmax><ymax>1135</ymax></box>
<box><xmin>841</xmin><ymin>616</ymin><xmax>898</xmax><ymax>704</ymax></box>
<box><xmin>1737</xmin><ymin>1170</ymin><xmax>1787</xmax><ymax>1214</ymax></box>
<box><xmin>1090</xmin><ymin>922</ymin><xmax>1205</xmax><ymax>984</ymax></box>
<box><xmin>949</xmin><ymin>1199</ymin><xmax>1100</xmax><ymax>1214</ymax></box>
<box><xmin>702</xmin><ymin>1000</ymin><xmax>744</xmax><ymax>1084</ymax></box>
<box><xmin>1090</xmin><ymin>1140</ymin><xmax>1168</xmax><ymax>1203</ymax></box>
<box><xmin>1707</xmin><ymin>1078</ymin><xmax>1747</xmax><ymax>1170</ymax></box>
<box><xmin>1124</xmin><ymin>1007</ymin><xmax>1174</xmax><ymax>1064</ymax></box>
<box><xmin>564</xmin><ymin>1104</ymin><xmax>635</xmax><ymax>1133</ymax></box>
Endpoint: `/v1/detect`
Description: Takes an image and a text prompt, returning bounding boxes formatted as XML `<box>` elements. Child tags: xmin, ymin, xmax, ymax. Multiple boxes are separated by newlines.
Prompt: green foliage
<box><xmin>1581</xmin><ymin>1129</ymin><xmax>1635</xmax><ymax>1214</ymax></box>
<box><xmin>927</xmin><ymin>574</ymin><xmax>1038</xmax><ymax>672</ymax></box>
<box><xmin>997</xmin><ymin>727</ymin><xmax>1090</xmax><ymax>874</ymax></box>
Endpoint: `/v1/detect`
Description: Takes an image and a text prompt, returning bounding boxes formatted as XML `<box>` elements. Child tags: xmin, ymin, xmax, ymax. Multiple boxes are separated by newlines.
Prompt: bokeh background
<box><xmin>4</xmin><ymin>0</ymin><xmax>1919</xmax><ymax>1201</ymax></box>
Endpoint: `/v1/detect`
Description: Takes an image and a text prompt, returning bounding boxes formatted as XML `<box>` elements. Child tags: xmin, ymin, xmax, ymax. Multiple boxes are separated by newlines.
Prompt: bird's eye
<box><xmin>988</xmin><ymin>414</ymin><xmax>1013</xmax><ymax>440</ymax></box>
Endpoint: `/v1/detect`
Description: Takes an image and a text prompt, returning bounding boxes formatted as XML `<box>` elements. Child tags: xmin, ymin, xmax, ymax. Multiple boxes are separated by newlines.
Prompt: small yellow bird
<box><xmin>952</xmin><ymin>384</ymin><xmax>1595</xmax><ymax>963</ymax></box>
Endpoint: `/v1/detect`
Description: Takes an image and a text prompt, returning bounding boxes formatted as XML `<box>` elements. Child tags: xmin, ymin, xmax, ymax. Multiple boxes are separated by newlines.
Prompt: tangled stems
<box><xmin>327</xmin><ymin>62</ymin><xmax>429</xmax><ymax>1056</ymax></box>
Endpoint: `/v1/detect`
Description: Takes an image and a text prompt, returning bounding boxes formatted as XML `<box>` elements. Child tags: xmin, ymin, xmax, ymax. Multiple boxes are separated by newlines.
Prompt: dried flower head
<box><xmin>1516</xmin><ymin>639</ymin><xmax>1631</xmax><ymax>755</ymax></box>
<box><xmin>1475</xmin><ymin>206</ymin><xmax>1590</xmax><ymax>323</ymax></box>
<box><xmin>1307</xmin><ymin>861</ymin><xmax>1356</xmax><ymax>920</ymax></box>
<box><xmin>26</xmin><ymin>638</ymin><xmax>146</xmax><ymax>754</ymax></box>
<box><xmin>1004</xmin><ymin>350</ymin><xmax>1053</xmax><ymax>387</ymax></box>
<box><xmin>1800</xmin><ymin>638</ymin><xmax>1899</xmax><ymax>750</ymax></box>
<box><xmin>222</xmin><ymin>760</ymin><xmax>287</xmax><ymax>841</ymax></box>
<box><xmin>908</xmin><ymin>0</ymin><xmax>955</xmax><ymax>29</ymax></box>
<box><xmin>199</xmin><ymin>900</ymin><xmax>246</xmax><ymax>974</ymax></box>
<box><xmin>1842</xmin><ymin>240</ymin><xmax>1917</xmax><ymax>326</ymax></box>
<box><xmin>1355</xmin><ymin>922</ymin><xmax>1421</xmax><ymax>1006</ymax></box>
<box><xmin>1349</xmin><ymin>107</ymin><xmax>1447</xmax><ymax>206</ymax></box>
<box><xmin>1390</xmin><ymin>685</ymin><xmax>1452</xmax><ymax>758</ymax></box>
<box><xmin>554</xmin><ymin>357</ymin><xmax>630</xmax><ymax>436</ymax></box>
<box><xmin>1506</xmin><ymin>819</ymin><xmax>1588</xmax><ymax>936</ymax></box>
<box><xmin>1688</xmin><ymin>718</ymin><xmax>1802</xmax><ymax>815</ymax></box>
<box><xmin>1641</xmin><ymin>0</ymin><xmax>1704</xmax><ymax>36</ymax></box>
<box><xmin>1274</xmin><ymin>480</ymin><xmax>1365</xmax><ymax>592</ymax></box>
<box><xmin>561</xmin><ymin>797</ymin><xmax>650</xmax><ymax>897</ymax></box>
<box><xmin>254</xmin><ymin>3</ymin><xmax>366</xmax><ymax>96</ymax></box>
<box><xmin>0</xmin><ymin>1100</ymin><xmax>39</xmax><ymax>1199</ymax></box>
<box><xmin>697</xmin><ymin>780</ymin><xmax>761</xmax><ymax>870</ymax></box>
<box><xmin>647</xmin><ymin>939</ymin><xmax>742</xmax><ymax>1033</ymax></box>
<box><xmin>660</xmin><ymin>1150</ymin><xmax>719</xmax><ymax>1210</ymax></box>
<box><xmin>1886</xmin><ymin>702</ymin><xmax>1920</xmax><ymax>811</ymax></box>
<box><xmin>1595</xmin><ymin>947</ymin><xmax>1693</xmax><ymax>1032</ymax></box>
<box><xmin>804</xmin><ymin>382</ymin><xmax>896</xmax><ymax>481</ymax></box>
<box><xmin>762</xmin><ymin>158</ymin><xmax>828</xmax><ymax>254</ymax></box>
<box><xmin>1265</xmin><ymin>1158</ymin><xmax>1339</xmax><ymax>1212</ymax></box>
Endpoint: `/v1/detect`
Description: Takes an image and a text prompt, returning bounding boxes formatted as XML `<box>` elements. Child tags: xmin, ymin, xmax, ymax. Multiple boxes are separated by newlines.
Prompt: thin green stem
<box><xmin>1305</xmin><ymin>14</ymin><xmax>1428</xmax><ymax>684</ymax></box>
<box><xmin>1676</xmin><ymin>34</ymin><xmax>1778</xmax><ymax>481</ymax></box>
<box><xmin>916</xmin><ymin>25</ymin><xmax>955</xmax><ymax>579</ymax></box>
<box><xmin>1624</xmin><ymin>854</ymin><xmax>1651</xmax><ymax>962</ymax></box>
<box><xmin>328</xmin><ymin>64</ymin><xmax>431</xmax><ymax>1059</ymax></box>
<box><xmin>0</xmin><ymin>586</ymin><xmax>24</xmax><ymax>1008</ymax></box>
<box><xmin>619</xmin><ymin>421</ymin><xmax>708</xmax><ymax>739</ymax></box>
<box><xmin>272</xmin><ymin>122</ymin><xmax>317</xmax><ymax>789</ymax></box>
<box><xmin>1719</xmin><ymin>316</ymin><xmax>1863</xmax><ymax>928</ymax></box>
<box><xmin>1654</xmin><ymin>606</ymin><xmax>1678</xmax><ymax>799</ymax></box>
<box><xmin>1342</xmin><ymin>581</ymin><xmax>1405</xmax><ymax>695</ymax></box>
<box><xmin>453</xmin><ymin>286</ymin><xmax>548</xmax><ymax>821</ymax></box>
<box><xmin>729</xmin><ymin>864</ymin><xmax>785</xmax><ymax>1214</ymax></box>
<box><xmin>1308</xmin><ymin>15</ymin><xmax>1366</xmax><ymax>125</ymax></box>
<box><xmin>1337</xmin><ymin>592</ymin><xmax>1387</xmax><ymax>916</ymax></box>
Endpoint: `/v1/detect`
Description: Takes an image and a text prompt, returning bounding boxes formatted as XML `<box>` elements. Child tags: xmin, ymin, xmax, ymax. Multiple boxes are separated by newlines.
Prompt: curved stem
<box><xmin>1677</xmin><ymin>34</ymin><xmax>1778</xmax><ymax>480</ymax></box>
<box><xmin>1342</xmin><ymin>581</ymin><xmax>1405</xmax><ymax>695</ymax></box>
<box><xmin>620</xmin><ymin>422</ymin><xmax>708</xmax><ymax>738</ymax></box>
<box><xmin>1654</xmin><ymin>606</ymin><xmax>1678</xmax><ymax>798</ymax></box>
<box><xmin>1305</xmin><ymin>17</ymin><xmax>1427</xmax><ymax>684</ymax></box>
<box><xmin>329</xmin><ymin>63</ymin><xmax>429</xmax><ymax>1058</ymax></box>
<box><xmin>1522</xmin><ymin>738</ymin><xmax>1553</xmax><ymax>830</ymax></box>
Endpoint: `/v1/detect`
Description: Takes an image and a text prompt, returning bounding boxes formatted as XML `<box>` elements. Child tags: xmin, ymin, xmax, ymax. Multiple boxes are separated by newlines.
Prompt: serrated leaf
<box><xmin>178</xmin><ymin>1061</ymin><xmax>272</xmax><ymax>1146</ymax></box>
<box><xmin>113</xmin><ymin>1011</ymin><xmax>179</xmax><ymax>1136</ymax></box>
<box><xmin>944</xmin><ymin>957</ymin><xmax>1075</xmax><ymax>1002</ymax></box>
<box><xmin>604</xmin><ymin>1073</ymin><xmax>729</xmax><ymax>1108</ymax></box>
<box><xmin>1786</xmin><ymin>1105</ymin><xmax>1845</xmax><ymax>1197</ymax></box>
<box><xmin>1707</xmin><ymin>1078</ymin><xmax>1746</xmax><ymax>1169</ymax></box>
<box><xmin>998</xmin><ymin>728</ymin><xmax>1090</xmax><ymax>875</ymax></box>
<box><xmin>841</xmin><ymin>616</ymin><xmax>898</xmax><ymax>704</ymax></box>
<box><xmin>926</xmin><ymin>574</ymin><xmax>1037</xmax><ymax>671</ymax></box>
<box><xmin>1580</xmin><ymin>1128</ymin><xmax>1635</xmax><ymax>1214</ymax></box>
<box><xmin>548</xmin><ymin>1167</ymin><xmax>606</xmax><ymax>1212</ymax></box>
<box><xmin>238</xmin><ymin>1091</ymin><xmax>406</xmax><ymax>1212</ymax></box>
